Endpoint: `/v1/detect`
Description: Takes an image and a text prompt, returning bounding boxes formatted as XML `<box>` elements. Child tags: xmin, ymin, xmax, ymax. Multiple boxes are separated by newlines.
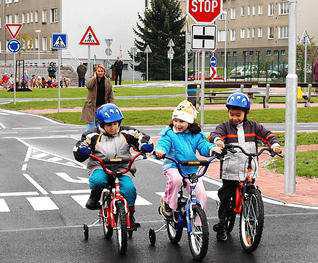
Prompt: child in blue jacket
<box><xmin>155</xmin><ymin>100</ymin><xmax>215</xmax><ymax>217</ymax></box>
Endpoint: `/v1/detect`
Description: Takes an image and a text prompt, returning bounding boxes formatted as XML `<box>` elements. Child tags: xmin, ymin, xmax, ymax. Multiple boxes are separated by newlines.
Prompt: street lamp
<box><xmin>35</xmin><ymin>29</ymin><xmax>41</xmax><ymax>67</ymax></box>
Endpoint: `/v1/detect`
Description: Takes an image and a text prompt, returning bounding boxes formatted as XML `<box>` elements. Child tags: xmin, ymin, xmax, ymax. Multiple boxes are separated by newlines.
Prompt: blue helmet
<box><xmin>95</xmin><ymin>103</ymin><xmax>124</xmax><ymax>126</ymax></box>
<box><xmin>226</xmin><ymin>92</ymin><xmax>250</xmax><ymax>111</ymax></box>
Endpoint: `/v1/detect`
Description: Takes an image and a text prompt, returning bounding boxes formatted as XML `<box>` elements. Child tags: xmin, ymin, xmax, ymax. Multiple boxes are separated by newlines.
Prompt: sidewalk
<box><xmin>206</xmin><ymin>144</ymin><xmax>318</xmax><ymax>208</ymax></box>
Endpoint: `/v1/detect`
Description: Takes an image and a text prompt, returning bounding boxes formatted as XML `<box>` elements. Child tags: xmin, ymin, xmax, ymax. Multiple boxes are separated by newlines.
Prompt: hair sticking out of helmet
<box><xmin>95</xmin><ymin>103</ymin><xmax>124</xmax><ymax>126</ymax></box>
<box><xmin>226</xmin><ymin>92</ymin><xmax>251</xmax><ymax>111</ymax></box>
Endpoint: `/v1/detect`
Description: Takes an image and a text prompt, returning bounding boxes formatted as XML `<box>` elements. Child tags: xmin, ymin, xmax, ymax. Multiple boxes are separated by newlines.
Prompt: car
<box><xmin>229</xmin><ymin>65</ymin><xmax>280</xmax><ymax>79</ymax></box>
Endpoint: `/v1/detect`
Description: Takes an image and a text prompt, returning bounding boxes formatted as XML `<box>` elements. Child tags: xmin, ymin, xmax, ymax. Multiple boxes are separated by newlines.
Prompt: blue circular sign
<box><xmin>210</xmin><ymin>56</ymin><xmax>217</xmax><ymax>67</ymax></box>
<box><xmin>7</xmin><ymin>39</ymin><xmax>21</xmax><ymax>53</ymax></box>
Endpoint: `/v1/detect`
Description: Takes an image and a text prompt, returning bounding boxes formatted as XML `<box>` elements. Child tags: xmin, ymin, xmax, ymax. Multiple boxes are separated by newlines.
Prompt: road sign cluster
<box><xmin>5</xmin><ymin>23</ymin><xmax>23</xmax><ymax>53</ymax></box>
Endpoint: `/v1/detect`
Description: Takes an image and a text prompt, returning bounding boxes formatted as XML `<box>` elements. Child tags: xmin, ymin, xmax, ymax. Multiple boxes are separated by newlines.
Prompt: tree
<box><xmin>132</xmin><ymin>0</ymin><xmax>186</xmax><ymax>80</ymax></box>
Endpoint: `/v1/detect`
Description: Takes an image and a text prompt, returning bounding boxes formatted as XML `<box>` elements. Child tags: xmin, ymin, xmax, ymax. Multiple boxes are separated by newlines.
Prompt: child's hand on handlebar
<box><xmin>272</xmin><ymin>145</ymin><xmax>283</xmax><ymax>155</ymax></box>
<box><xmin>155</xmin><ymin>151</ymin><xmax>165</xmax><ymax>159</ymax></box>
<box><xmin>210</xmin><ymin>146</ymin><xmax>223</xmax><ymax>155</ymax></box>
<box><xmin>215</xmin><ymin>139</ymin><xmax>225</xmax><ymax>149</ymax></box>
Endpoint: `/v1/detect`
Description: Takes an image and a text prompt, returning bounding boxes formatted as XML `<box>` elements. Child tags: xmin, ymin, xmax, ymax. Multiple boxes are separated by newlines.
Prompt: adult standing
<box><xmin>81</xmin><ymin>64</ymin><xmax>114</xmax><ymax>131</ymax></box>
<box><xmin>77</xmin><ymin>62</ymin><xmax>87</xmax><ymax>87</ymax></box>
<box><xmin>114</xmin><ymin>57</ymin><xmax>124</xmax><ymax>85</ymax></box>
<box><xmin>313</xmin><ymin>57</ymin><xmax>318</xmax><ymax>83</ymax></box>
<box><xmin>47</xmin><ymin>62</ymin><xmax>57</xmax><ymax>80</ymax></box>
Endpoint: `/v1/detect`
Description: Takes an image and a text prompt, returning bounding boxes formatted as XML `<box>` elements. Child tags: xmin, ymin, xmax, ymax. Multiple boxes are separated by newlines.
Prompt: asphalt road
<box><xmin>0</xmin><ymin>109</ymin><xmax>317</xmax><ymax>263</ymax></box>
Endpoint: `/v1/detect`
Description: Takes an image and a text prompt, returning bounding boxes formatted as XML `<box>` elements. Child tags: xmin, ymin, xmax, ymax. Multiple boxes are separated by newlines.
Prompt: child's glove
<box><xmin>210</xmin><ymin>146</ymin><xmax>223</xmax><ymax>155</ymax></box>
<box><xmin>155</xmin><ymin>151</ymin><xmax>165</xmax><ymax>159</ymax></box>
<box><xmin>272</xmin><ymin>145</ymin><xmax>283</xmax><ymax>155</ymax></box>
<box><xmin>140</xmin><ymin>143</ymin><xmax>154</xmax><ymax>153</ymax></box>
<box><xmin>78</xmin><ymin>145</ymin><xmax>92</xmax><ymax>159</ymax></box>
<box><xmin>215</xmin><ymin>139</ymin><xmax>225</xmax><ymax>149</ymax></box>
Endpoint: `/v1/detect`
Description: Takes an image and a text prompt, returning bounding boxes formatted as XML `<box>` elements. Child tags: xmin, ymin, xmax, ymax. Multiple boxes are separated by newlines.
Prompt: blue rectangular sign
<box><xmin>51</xmin><ymin>33</ymin><xmax>68</xmax><ymax>49</ymax></box>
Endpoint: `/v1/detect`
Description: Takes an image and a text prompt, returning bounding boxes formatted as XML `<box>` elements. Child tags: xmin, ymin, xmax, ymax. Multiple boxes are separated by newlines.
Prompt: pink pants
<box><xmin>163</xmin><ymin>168</ymin><xmax>208</xmax><ymax>211</ymax></box>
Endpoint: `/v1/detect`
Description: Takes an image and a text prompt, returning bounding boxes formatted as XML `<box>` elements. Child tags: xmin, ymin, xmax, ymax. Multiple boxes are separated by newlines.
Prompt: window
<box><xmin>266</xmin><ymin>50</ymin><xmax>271</xmax><ymax>55</ymax></box>
<box><xmin>5</xmin><ymin>0</ymin><xmax>13</xmax><ymax>3</ymax></box>
<box><xmin>247</xmin><ymin>6</ymin><xmax>250</xmax><ymax>16</ymax></box>
<box><xmin>34</xmin><ymin>11</ymin><xmax>38</xmax><ymax>23</ymax></box>
<box><xmin>42</xmin><ymin>37</ymin><xmax>47</xmax><ymax>51</ymax></box>
<box><xmin>252</xmin><ymin>6</ymin><xmax>255</xmax><ymax>16</ymax></box>
<box><xmin>240</xmin><ymin>28</ymin><xmax>245</xmax><ymax>39</ymax></box>
<box><xmin>0</xmin><ymin>41</ymin><xmax>1</xmax><ymax>53</ymax></box>
<box><xmin>230</xmin><ymin>29</ymin><xmax>236</xmax><ymax>41</ymax></box>
<box><xmin>0</xmin><ymin>18</ymin><xmax>1</xmax><ymax>28</ymax></box>
<box><xmin>258</xmin><ymin>5</ymin><xmax>263</xmax><ymax>15</ymax></box>
<box><xmin>268</xmin><ymin>3</ymin><xmax>275</xmax><ymax>16</ymax></box>
<box><xmin>35</xmin><ymin>37</ymin><xmax>39</xmax><ymax>50</ymax></box>
<box><xmin>42</xmin><ymin>10</ymin><xmax>47</xmax><ymax>23</ymax></box>
<box><xmin>240</xmin><ymin>7</ymin><xmax>245</xmax><ymax>17</ymax></box>
<box><xmin>258</xmin><ymin>28</ymin><xmax>262</xmax><ymax>38</ymax></box>
<box><xmin>21</xmin><ymin>13</ymin><xmax>25</xmax><ymax>23</ymax></box>
<box><xmin>278</xmin><ymin>26</ymin><xmax>288</xmax><ymax>39</ymax></box>
<box><xmin>14</xmin><ymin>14</ymin><xmax>19</xmax><ymax>23</ymax></box>
<box><xmin>246</xmin><ymin>28</ymin><xmax>250</xmax><ymax>39</ymax></box>
<box><xmin>268</xmin><ymin>27</ymin><xmax>274</xmax><ymax>39</ymax></box>
<box><xmin>251</xmin><ymin>28</ymin><xmax>255</xmax><ymax>38</ymax></box>
<box><xmin>230</xmin><ymin>8</ymin><xmax>236</xmax><ymax>19</ymax></box>
<box><xmin>14</xmin><ymin>0</ymin><xmax>19</xmax><ymax>2</ymax></box>
<box><xmin>26</xmin><ymin>12</ymin><xmax>30</xmax><ymax>23</ymax></box>
<box><xmin>50</xmin><ymin>8</ymin><xmax>58</xmax><ymax>23</ymax></box>
<box><xmin>30</xmin><ymin>12</ymin><xmax>33</xmax><ymax>23</ymax></box>
<box><xmin>5</xmin><ymin>15</ymin><xmax>13</xmax><ymax>24</ymax></box>
<box><xmin>218</xmin><ymin>30</ymin><xmax>226</xmax><ymax>42</ymax></box>
<box><xmin>279</xmin><ymin>2</ymin><xmax>289</xmax><ymax>15</ymax></box>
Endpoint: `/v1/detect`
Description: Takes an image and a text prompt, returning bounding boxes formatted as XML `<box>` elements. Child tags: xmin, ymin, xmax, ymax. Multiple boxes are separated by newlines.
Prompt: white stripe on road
<box><xmin>0</xmin><ymin>199</ymin><xmax>10</xmax><ymax>212</ymax></box>
<box><xmin>32</xmin><ymin>153</ymin><xmax>49</xmax><ymax>159</ymax></box>
<box><xmin>206</xmin><ymin>191</ymin><xmax>219</xmax><ymax>202</ymax></box>
<box><xmin>71</xmin><ymin>194</ymin><xmax>89</xmax><ymax>208</ymax></box>
<box><xmin>23</xmin><ymin>173</ymin><xmax>48</xmax><ymax>195</ymax></box>
<box><xmin>0</xmin><ymin>191</ymin><xmax>39</xmax><ymax>197</ymax></box>
<box><xmin>26</xmin><ymin>197</ymin><xmax>59</xmax><ymax>211</ymax></box>
<box><xmin>51</xmin><ymin>189</ymin><xmax>90</xmax><ymax>195</ymax></box>
<box><xmin>0</xmin><ymin>122</ymin><xmax>6</xmax><ymax>129</ymax></box>
<box><xmin>135</xmin><ymin>195</ymin><xmax>152</xmax><ymax>206</ymax></box>
<box><xmin>22</xmin><ymin>163</ymin><xmax>28</xmax><ymax>171</ymax></box>
<box><xmin>0</xmin><ymin>112</ymin><xmax>9</xmax><ymax>116</ymax></box>
<box><xmin>0</xmin><ymin>109</ymin><xmax>26</xmax><ymax>115</ymax></box>
<box><xmin>47</xmin><ymin>157</ymin><xmax>62</xmax><ymax>162</ymax></box>
<box><xmin>12</xmin><ymin>127</ymin><xmax>42</xmax><ymax>130</ymax></box>
<box><xmin>155</xmin><ymin>192</ymin><xmax>164</xmax><ymax>197</ymax></box>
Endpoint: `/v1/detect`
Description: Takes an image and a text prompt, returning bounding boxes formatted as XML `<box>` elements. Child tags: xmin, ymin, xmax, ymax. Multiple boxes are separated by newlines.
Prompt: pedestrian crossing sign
<box><xmin>79</xmin><ymin>26</ymin><xmax>100</xmax><ymax>46</ymax></box>
<box><xmin>51</xmin><ymin>33</ymin><xmax>68</xmax><ymax>49</ymax></box>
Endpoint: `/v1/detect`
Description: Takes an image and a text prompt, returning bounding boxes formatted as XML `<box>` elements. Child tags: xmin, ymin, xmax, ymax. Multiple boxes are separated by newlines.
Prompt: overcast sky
<box><xmin>62</xmin><ymin>0</ymin><xmax>145</xmax><ymax>60</ymax></box>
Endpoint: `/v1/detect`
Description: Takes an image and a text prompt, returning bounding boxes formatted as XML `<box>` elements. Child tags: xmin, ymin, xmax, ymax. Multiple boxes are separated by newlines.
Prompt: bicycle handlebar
<box><xmin>222</xmin><ymin>144</ymin><xmax>283</xmax><ymax>158</ymax></box>
<box><xmin>89</xmin><ymin>152</ymin><xmax>144</xmax><ymax>177</ymax></box>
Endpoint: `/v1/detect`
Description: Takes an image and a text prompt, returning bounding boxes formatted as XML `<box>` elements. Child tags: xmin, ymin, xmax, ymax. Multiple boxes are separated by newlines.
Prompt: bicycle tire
<box><xmin>102</xmin><ymin>208</ymin><xmax>113</xmax><ymax>240</ymax></box>
<box><xmin>115</xmin><ymin>201</ymin><xmax>128</xmax><ymax>255</ymax></box>
<box><xmin>239</xmin><ymin>188</ymin><xmax>264</xmax><ymax>253</ymax></box>
<box><xmin>187</xmin><ymin>205</ymin><xmax>209</xmax><ymax>261</ymax></box>
<box><xmin>167</xmin><ymin>213</ymin><xmax>183</xmax><ymax>244</ymax></box>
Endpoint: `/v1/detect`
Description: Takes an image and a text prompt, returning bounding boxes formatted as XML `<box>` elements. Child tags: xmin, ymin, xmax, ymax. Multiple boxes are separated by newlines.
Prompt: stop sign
<box><xmin>188</xmin><ymin>0</ymin><xmax>222</xmax><ymax>24</ymax></box>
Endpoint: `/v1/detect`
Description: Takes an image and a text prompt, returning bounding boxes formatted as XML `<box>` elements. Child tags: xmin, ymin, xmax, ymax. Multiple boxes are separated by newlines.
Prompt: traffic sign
<box><xmin>105</xmin><ymin>38</ymin><xmax>113</xmax><ymax>48</ymax></box>
<box><xmin>79</xmin><ymin>26</ymin><xmax>100</xmax><ymax>45</ymax></box>
<box><xmin>5</xmin><ymin>23</ymin><xmax>22</xmax><ymax>39</ymax></box>
<box><xmin>187</xmin><ymin>0</ymin><xmax>222</xmax><ymax>24</ymax></box>
<box><xmin>51</xmin><ymin>33</ymin><xmax>68</xmax><ymax>49</ymax></box>
<box><xmin>105</xmin><ymin>48</ymin><xmax>112</xmax><ymax>56</ymax></box>
<box><xmin>7</xmin><ymin>39</ymin><xmax>21</xmax><ymax>53</ymax></box>
<box><xmin>301</xmin><ymin>30</ymin><xmax>310</xmax><ymax>45</ymax></box>
<box><xmin>167</xmin><ymin>39</ymin><xmax>175</xmax><ymax>47</ymax></box>
<box><xmin>192</xmin><ymin>25</ymin><xmax>216</xmax><ymax>50</ymax></box>
<box><xmin>144</xmin><ymin>45</ymin><xmax>152</xmax><ymax>53</ymax></box>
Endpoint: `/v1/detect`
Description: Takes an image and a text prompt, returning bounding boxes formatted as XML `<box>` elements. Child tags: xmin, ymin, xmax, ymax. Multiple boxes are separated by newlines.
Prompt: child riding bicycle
<box><xmin>155</xmin><ymin>100</ymin><xmax>215</xmax><ymax>218</ymax></box>
<box><xmin>73</xmin><ymin>103</ymin><xmax>153</xmax><ymax>228</ymax></box>
<box><xmin>209</xmin><ymin>92</ymin><xmax>283</xmax><ymax>242</ymax></box>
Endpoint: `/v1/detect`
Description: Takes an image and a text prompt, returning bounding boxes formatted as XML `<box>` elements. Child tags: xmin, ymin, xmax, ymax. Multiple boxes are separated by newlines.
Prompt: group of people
<box><xmin>75</xmin><ymin>63</ymin><xmax>283</xmax><ymax>242</ymax></box>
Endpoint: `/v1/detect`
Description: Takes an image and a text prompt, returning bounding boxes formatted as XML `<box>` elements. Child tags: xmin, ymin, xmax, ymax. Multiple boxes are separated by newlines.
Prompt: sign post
<box><xmin>52</xmin><ymin>33</ymin><xmax>68</xmax><ymax>113</ymax></box>
<box><xmin>144</xmin><ymin>45</ymin><xmax>152</xmax><ymax>81</ymax></box>
<box><xmin>79</xmin><ymin>26</ymin><xmax>100</xmax><ymax>78</ymax></box>
<box><xmin>105</xmin><ymin>38</ymin><xmax>113</xmax><ymax>70</ymax></box>
<box><xmin>167</xmin><ymin>39</ymin><xmax>175</xmax><ymax>82</ymax></box>
<box><xmin>301</xmin><ymin>31</ymin><xmax>310</xmax><ymax>83</ymax></box>
<box><xmin>131</xmin><ymin>46</ymin><xmax>137</xmax><ymax>84</ymax></box>
<box><xmin>187</xmin><ymin>0</ymin><xmax>222</xmax><ymax>128</ymax></box>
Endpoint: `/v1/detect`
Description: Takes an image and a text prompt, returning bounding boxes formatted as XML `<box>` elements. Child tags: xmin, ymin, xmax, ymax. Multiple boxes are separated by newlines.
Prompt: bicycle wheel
<box><xmin>239</xmin><ymin>188</ymin><xmax>264</xmax><ymax>253</ymax></box>
<box><xmin>188</xmin><ymin>205</ymin><xmax>209</xmax><ymax>261</ymax></box>
<box><xmin>115</xmin><ymin>201</ymin><xmax>128</xmax><ymax>255</ymax></box>
<box><xmin>166</xmin><ymin>212</ymin><xmax>183</xmax><ymax>244</ymax></box>
<box><xmin>102</xmin><ymin>208</ymin><xmax>113</xmax><ymax>240</ymax></box>
<box><xmin>225</xmin><ymin>212</ymin><xmax>236</xmax><ymax>233</ymax></box>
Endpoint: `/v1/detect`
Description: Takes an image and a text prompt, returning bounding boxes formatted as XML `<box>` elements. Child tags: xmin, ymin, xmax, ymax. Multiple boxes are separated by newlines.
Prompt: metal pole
<box><xmin>13</xmin><ymin>52</ymin><xmax>16</xmax><ymax>105</ymax></box>
<box><xmin>185</xmin><ymin>21</ymin><xmax>189</xmax><ymax>94</ymax></box>
<box><xmin>284</xmin><ymin>0</ymin><xmax>297</xmax><ymax>194</ymax></box>
<box><xmin>146</xmin><ymin>52</ymin><xmax>149</xmax><ymax>81</ymax></box>
<box><xmin>169</xmin><ymin>58</ymin><xmax>172</xmax><ymax>82</ymax></box>
<box><xmin>132</xmin><ymin>50</ymin><xmax>135</xmax><ymax>84</ymax></box>
<box><xmin>304</xmin><ymin>43</ymin><xmax>307</xmax><ymax>83</ymax></box>
<box><xmin>200</xmin><ymin>50</ymin><xmax>205</xmax><ymax>128</ymax></box>
<box><xmin>87</xmin><ymin>45</ymin><xmax>91</xmax><ymax>78</ymax></box>
<box><xmin>224</xmin><ymin>12</ymin><xmax>227</xmax><ymax>81</ymax></box>
<box><xmin>57</xmin><ymin>49</ymin><xmax>61</xmax><ymax>112</ymax></box>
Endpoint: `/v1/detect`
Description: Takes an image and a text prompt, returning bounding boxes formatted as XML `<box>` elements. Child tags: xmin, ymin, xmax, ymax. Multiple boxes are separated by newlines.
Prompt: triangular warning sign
<box><xmin>54</xmin><ymin>36</ymin><xmax>66</xmax><ymax>48</ymax></box>
<box><xmin>79</xmin><ymin>26</ymin><xmax>100</xmax><ymax>46</ymax></box>
<box><xmin>5</xmin><ymin>23</ymin><xmax>22</xmax><ymax>39</ymax></box>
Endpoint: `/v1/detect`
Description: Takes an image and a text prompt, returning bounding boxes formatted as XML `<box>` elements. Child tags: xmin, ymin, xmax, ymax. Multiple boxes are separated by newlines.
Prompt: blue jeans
<box><xmin>89</xmin><ymin>168</ymin><xmax>137</xmax><ymax>206</ymax></box>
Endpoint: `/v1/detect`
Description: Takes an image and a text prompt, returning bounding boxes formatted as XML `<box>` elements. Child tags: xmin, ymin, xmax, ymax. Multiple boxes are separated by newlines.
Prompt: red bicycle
<box><xmin>83</xmin><ymin>152</ymin><xmax>144</xmax><ymax>255</ymax></box>
<box><xmin>215</xmin><ymin>145</ymin><xmax>282</xmax><ymax>253</ymax></box>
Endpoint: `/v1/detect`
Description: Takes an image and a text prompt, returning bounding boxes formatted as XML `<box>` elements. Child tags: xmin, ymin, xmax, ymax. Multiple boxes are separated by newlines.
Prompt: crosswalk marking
<box><xmin>27</xmin><ymin>197</ymin><xmax>59</xmax><ymax>211</ymax></box>
<box><xmin>47</xmin><ymin>157</ymin><xmax>62</xmax><ymax>162</ymax></box>
<box><xmin>135</xmin><ymin>195</ymin><xmax>152</xmax><ymax>206</ymax></box>
<box><xmin>32</xmin><ymin>153</ymin><xmax>49</xmax><ymax>159</ymax></box>
<box><xmin>0</xmin><ymin>199</ymin><xmax>10</xmax><ymax>212</ymax></box>
<box><xmin>206</xmin><ymin>191</ymin><xmax>219</xmax><ymax>202</ymax></box>
<box><xmin>71</xmin><ymin>194</ymin><xmax>89</xmax><ymax>208</ymax></box>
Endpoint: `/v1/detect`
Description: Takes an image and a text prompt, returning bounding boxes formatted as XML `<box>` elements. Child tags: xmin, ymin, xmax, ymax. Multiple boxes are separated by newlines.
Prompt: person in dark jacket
<box><xmin>209</xmin><ymin>92</ymin><xmax>282</xmax><ymax>242</ymax></box>
<box><xmin>77</xmin><ymin>63</ymin><xmax>87</xmax><ymax>87</ymax></box>
<box><xmin>313</xmin><ymin>58</ymin><xmax>318</xmax><ymax>83</ymax></box>
<box><xmin>47</xmin><ymin>62</ymin><xmax>57</xmax><ymax>80</ymax></box>
<box><xmin>81</xmin><ymin>64</ymin><xmax>114</xmax><ymax>132</ymax></box>
<box><xmin>113</xmin><ymin>57</ymin><xmax>124</xmax><ymax>85</ymax></box>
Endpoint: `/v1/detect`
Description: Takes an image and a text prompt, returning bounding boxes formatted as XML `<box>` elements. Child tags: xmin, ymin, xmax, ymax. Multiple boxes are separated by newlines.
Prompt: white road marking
<box><xmin>12</xmin><ymin>127</ymin><xmax>42</xmax><ymax>130</ymax></box>
<box><xmin>206</xmin><ymin>191</ymin><xmax>219</xmax><ymax>202</ymax></box>
<box><xmin>55</xmin><ymin>172</ymin><xmax>88</xmax><ymax>184</ymax></box>
<box><xmin>23</xmin><ymin>173</ymin><xmax>48</xmax><ymax>195</ymax></box>
<box><xmin>26</xmin><ymin>197</ymin><xmax>59</xmax><ymax>211</ymax></box>
<box><xmin>22</xmin><ymin>163</ymin><xmax>28</xmax><ymax>171</ymax></box>
<box><xmin>51</xmin><ymin>189</ymin><xmax>90</xmax><ymax>195</ymax></box>
<box><xmin>0</xmin><ymin>199</ymin><xmax>10</xmax><ymax>212</ymax></box>
<box><xmin>155</xmin><ymin>192</ymin><xmax>164</xmax><ymax>197</ymax></box>
<box><xmin>71</xmin><ymin>194</ymin><xmax>89</xmax><ymax>208</ymax></box>
<box><xmin>0</xmin><ymin>112</ymin><xmax>9</xmax><ymax>116</ymax></box>
<box><xmin>0</xmin><ymin>109</ymin><xmax>26</xmax><ymax>115</ymax></box>
<box><xmin>0</xmin><ymin>122</ymin><xmax>6</xmax><ymax>129</ymax></box>
<box><xmin>32</xmin><ymin>153</ymin><xmax>49</xmax><ymax>159</ymax></box>
<box><xmin>0</xmin><ymin>191</ymin><xmax>39</xmax><ymax>197</ymax></box>
<box><xmin>135</xmin><ymin>195</ymin><xmax>152</xmax><ymax>206</ymax></box>
<box><xmin>47</xmin><ymin>157</ymin><xmax>62</xmax><ymax>162</ymax></box>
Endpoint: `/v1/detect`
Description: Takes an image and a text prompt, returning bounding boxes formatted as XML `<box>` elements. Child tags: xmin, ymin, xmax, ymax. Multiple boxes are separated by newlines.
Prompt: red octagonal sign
<box><xmin>188</xmin><ymin>0</ymin><xmax>222</xmax><ymax>24</ymax></box>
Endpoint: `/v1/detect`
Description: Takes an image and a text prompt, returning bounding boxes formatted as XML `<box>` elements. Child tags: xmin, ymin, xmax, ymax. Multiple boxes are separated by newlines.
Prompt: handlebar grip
<box><xmin>179</xmin><ymin>160</ymin><xmax>210</xmax><ymax>166</ymax></box>
<box><xmin>103</xmin><ymin>157</ymin><xmax>130</xmax><ymax>164</ymax></box>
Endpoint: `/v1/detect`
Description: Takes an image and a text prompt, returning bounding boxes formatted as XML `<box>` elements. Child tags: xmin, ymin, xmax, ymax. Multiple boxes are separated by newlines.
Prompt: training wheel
<box><xmin>149</xmin><ymin>228</ymin><xmax>156</xmax><ymax>246</ymax></box>
<box><xmin>83</xmin><ymin>224</ymin><xmax>89</xmax><ymax>240</ymax></box>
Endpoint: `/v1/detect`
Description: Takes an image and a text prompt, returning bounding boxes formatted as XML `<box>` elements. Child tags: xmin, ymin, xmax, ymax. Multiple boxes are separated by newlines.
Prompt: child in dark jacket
<box><xmin>209</xmin><ymin>92</ymin><xmax>282</xmax><ymax>242</ymax></box>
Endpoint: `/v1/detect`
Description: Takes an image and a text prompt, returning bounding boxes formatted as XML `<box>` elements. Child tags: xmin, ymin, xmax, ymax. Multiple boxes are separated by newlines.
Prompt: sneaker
<box><xmin>159</xmin><ymin>199</ymin><xmax>172</xmax><ymax>218</ymax></box>
<box><xmin>215</xmin><ymin>224</ymin><xmax>228</xmax><ymax>242</ymax></box>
